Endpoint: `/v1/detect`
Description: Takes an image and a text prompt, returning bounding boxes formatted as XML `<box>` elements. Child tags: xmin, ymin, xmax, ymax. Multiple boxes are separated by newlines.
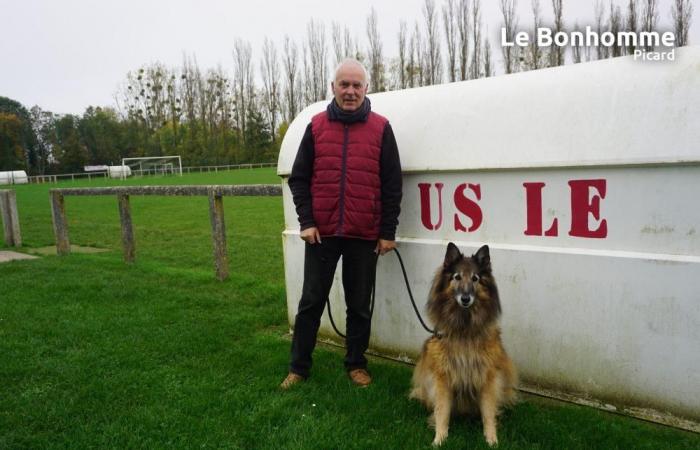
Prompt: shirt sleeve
<box><xmin>379</xmin><ymin>123</ymin><xmax>403</xmax><ymax>240</ymax></box>
<box><xmin>287</xmin><ymin>123</ymin><xmax>316</xmax><ymax>231</ymax></box>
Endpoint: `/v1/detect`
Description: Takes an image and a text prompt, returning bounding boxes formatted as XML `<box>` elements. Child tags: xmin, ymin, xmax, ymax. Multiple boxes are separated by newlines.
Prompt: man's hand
<box><xmin>375</xmin><ymin>239</ymin><xmax>396</xmax><ymax>255</ymax></box>
<box><xmin>300</xmin><ymin>227</ymin><xmax>322</xmax><ymax>244</ymax></box>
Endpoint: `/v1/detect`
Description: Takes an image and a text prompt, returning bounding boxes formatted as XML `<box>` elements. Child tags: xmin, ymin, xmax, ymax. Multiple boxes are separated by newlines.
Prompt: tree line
<box><xmin>1</xmin><ymin>0</ymin><xmax>693</xmax><ymax>175</ymax></box>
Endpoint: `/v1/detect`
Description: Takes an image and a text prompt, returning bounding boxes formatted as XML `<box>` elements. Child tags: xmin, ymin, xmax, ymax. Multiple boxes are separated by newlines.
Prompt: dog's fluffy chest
<box><xmin>442</xmin><ymin>337</ymin><xmax>492</xmax><ymax>393</ymax></box>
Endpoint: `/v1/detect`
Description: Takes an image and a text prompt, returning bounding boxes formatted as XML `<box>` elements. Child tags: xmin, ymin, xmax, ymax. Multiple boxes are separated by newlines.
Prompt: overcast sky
<box><xmin>1</xmin><ymin>0</ymin><xmax>696</xmax><ymax>115</ymax></box>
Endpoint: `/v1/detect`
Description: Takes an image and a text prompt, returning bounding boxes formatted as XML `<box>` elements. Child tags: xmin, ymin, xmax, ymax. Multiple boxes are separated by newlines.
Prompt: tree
<box><xmin>470</xmin><ymin>0</ymin><xmax>483</xmax><ymax>78</ymax></box>
<box><xmin>671</xmin><ymin>0</ymin><xmax>693</xmax><ymax>47</ymax></box>
<box><xmin>443</xmin><ymin>0</ymin><xmax>458</xmax><ymax>82</ymax></box>
<box><xmin>0</xmin><ymin>96</ymin><xmax>38</xmax><ymax>173</ymax></box>
<box><xmin>29</xmin><ymin>105</ymin><xmax>54</xmax><ymax>174</ymax></box>
<box><xmin>0</xmin><ymin>113</ymin><xmax>25</xmax><ymax>171</ymax></box>
<box><xmin>625</xmin><ymin>0</ymin><xmax>640</xmax><ymax>55</ymax></box>
<box><xmin>609</xmin><ymin>2</ymin><xmax>624</xmax><ymax>58</ymax></box>
<box><xmin>233</xmin><ymin>39</ymin><xmax>254</xmax><ymax>141</ymax></box>
<box><xmin>483</xmin><ymin>36</ymin><xmax>493</xmax><ymax>77</ymax></box>
<box><xmin>303</xmin><ymin>19</ymin><xmax>329</xmax><ymax>103</ymax></box>
<box><xmin>641</xmin><ymin>0</ymin><xmax>659</xmax><ymax>51</ymax></box>
<box><xmin>500</xmin><ymin>0</ymin><xmax>520</xmax><ymax>74</ymax></box>
<box><xmin>550</xmin><ymin>0</ymin><xmax>565</xmax><ymax>66</ymax></box>
<box><xmin>78</xmin><ymin>106</ymin><xmax>123</xmax><ymax>165</ymax></box>
<box><xmin>423</xmin><ymin>0</ymin><xmax>443</xmax><ymax>85</ymax></box>
<box><xmin>594</xmin><ymin>0</ymin><xmax>608</xmax><ymax>59</ymax></box>
<box><xmin>261</xmin><ymin>37</ymin><xmax>281</xmax><ymax>142</ymax></box>
<box><xmin>524</xmin><ymin>0</ymin><xmax>545</xmax><ymax>70</ymax></box>
<box><xmin>282</xmin><ymin>35</ymin><xmax>302</xmax><ymax>122</ymax></box>
<box><xmin>52</xmin><ymin>114</ymin><xmax>87</xmax><ymax>173</ymax></box>
<box><xmin>457</xmin><ymin>0</ymin><xmax>470</xmax><ymax>80</ymax></box>
<box><xmin>397</xmin><ymin>21</ymin><xmax>409</xmax><ymax>89</ymax></box>
<box><xmin>366</xmin><ymin>7</ymin><xmax>386</xmax><ymax>92</ymax></box>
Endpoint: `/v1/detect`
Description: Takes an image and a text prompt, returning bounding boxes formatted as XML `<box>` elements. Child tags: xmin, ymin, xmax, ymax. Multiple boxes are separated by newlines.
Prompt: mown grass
<box><xmin>1</xmin><ymin>168</ymin><xmax>698</xmax><ymax>449</ymax></box>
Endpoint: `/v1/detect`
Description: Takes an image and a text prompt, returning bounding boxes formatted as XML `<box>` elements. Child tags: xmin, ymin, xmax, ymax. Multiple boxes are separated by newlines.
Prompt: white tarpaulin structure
<box><xmin>278</xmin><ymin>47</ymin><xmax>700</xmax><ymax>427</ymax></box>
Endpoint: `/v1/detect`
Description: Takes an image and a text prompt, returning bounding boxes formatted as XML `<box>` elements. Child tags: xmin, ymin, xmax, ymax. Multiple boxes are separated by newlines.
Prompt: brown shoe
<box><xmin>280</xmin><ymin>372</ymin><xmax>304</xmax><ymax>390</ymax></box>
<box><xmin>348</xmin><ymin>369</ymin><xmax>372</xmax><ymax>387</ymax></box>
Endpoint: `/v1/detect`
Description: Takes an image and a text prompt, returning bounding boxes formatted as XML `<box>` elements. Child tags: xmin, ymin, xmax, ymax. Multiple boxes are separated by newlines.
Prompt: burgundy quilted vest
<box><xmin>310</xmin><ymin>110</ymin><xmax>387</xmax><ymax>240</ymax></box>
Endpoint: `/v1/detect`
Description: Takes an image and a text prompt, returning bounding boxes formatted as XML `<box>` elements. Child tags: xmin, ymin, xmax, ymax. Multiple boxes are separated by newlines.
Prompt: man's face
<box><xmin>331</xmin><ymin>64</ymin><xmax>368</xmax><ymax>112</ymax></box>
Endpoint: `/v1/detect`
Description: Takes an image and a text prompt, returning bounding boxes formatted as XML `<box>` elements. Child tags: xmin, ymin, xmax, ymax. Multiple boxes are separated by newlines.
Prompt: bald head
<box><xmin>331</xmin><ymin>58</ymin><xmax>369</xmax><ymax>112</ymax></box>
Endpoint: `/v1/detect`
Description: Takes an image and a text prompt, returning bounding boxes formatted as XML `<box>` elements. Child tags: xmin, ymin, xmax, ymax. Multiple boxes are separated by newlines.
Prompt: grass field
<box><xmin>1</xmin><ymin>168</ymin><xmax>698</xmax><ymax>449</ymax></box>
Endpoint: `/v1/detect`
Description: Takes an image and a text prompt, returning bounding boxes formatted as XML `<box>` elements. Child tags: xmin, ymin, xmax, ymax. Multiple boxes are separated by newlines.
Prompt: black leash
<box><xmin>325</xmin><ymin>248</ymin><xmax>436</xmax><ymax>338</ymax></box>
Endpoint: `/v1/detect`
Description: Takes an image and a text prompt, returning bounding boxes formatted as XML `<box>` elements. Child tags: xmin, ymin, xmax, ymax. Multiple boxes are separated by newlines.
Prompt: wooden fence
<box><xmin>0</xmin><ymin>189</ymin><xmax>21</xmax><ymax>247</ymax></box>
<box><xmin>49</xmin><ymin>185</ymin><xmax>281</xmax><ymax>280</ymax></box>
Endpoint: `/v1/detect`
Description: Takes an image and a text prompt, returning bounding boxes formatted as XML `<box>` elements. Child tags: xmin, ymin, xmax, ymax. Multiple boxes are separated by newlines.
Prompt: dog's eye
<box><xmin>452</xmin><ymin>273</ymin><xmax>461</xmax><ymax>281</ymax></box>
<box><xmin>471</xmin><ymin>274</ymin><xmax>480</xmax><ymax>283</ymax></box>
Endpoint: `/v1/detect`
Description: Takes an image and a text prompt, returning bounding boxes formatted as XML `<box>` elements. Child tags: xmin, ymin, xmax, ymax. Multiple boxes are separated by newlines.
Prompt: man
<box><xmin>281</xmin><ymin>58</ymin><xmax>402</xmax><ymax>388</ymax></box>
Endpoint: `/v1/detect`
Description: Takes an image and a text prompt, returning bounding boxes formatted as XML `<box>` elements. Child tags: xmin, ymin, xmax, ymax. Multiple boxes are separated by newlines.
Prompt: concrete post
<box><xmin>50</xmin><ymin>191</ymin><xmax>70</xmax><ymax>255</ymax></box>
<box><xmin>0</xmin><ymin>190</ymin><xmax>22</xmax><ymax>247</ymax></box>
<box><xmin>208</xmin><ymin>189</ymin><xmax>229</xmax><ymax>281</ymax></box>
<box><xmin>117</xmin><ymin>194</ymin><xmax>135</xmax><ymax>263</ymax></box>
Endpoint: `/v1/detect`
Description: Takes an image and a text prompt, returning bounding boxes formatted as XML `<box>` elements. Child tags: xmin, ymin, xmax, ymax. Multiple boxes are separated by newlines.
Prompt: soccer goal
<box><xmin>121</xmin><ymin>156</ymin><xmax>183</xmax><ymax>179</ymax></box>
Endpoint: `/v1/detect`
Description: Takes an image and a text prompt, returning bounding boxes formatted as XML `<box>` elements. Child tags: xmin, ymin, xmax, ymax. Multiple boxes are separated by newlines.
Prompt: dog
<box><xmin>410</xmin><ymin>243</ymin><xmax>517</xmax><ymax>447</ymax></box>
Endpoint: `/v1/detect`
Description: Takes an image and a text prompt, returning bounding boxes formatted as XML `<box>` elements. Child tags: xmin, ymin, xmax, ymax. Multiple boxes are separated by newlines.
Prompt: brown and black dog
<box><xmin>410</xmin><ymin>243</ymin><xmax>517</xmax><ymax>446</ymax></box>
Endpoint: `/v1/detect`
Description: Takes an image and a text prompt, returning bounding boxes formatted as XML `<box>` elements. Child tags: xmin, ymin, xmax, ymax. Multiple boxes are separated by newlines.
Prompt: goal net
<box><xmin>121</xmin><ymin>156</ymin><xmax>183</xmax><ymax>179</ymax></box>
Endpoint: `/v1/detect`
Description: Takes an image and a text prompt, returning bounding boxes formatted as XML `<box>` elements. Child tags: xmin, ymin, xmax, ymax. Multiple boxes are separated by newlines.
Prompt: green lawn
<box><xmin>1</xmin><ymin>168</ymin><xmax>698</xmax><ymax>449</ymax></box>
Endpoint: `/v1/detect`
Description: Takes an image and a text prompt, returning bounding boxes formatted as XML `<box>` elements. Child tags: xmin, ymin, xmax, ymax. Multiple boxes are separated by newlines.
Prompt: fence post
<box><xmin>208</xmin><ymin>189</ymin><xmax>229</xmax><ymax>281</ymax></box>
<box><xmin>50</xmin><ymin>191</ymin><xmax>70</xmax><ymax>255</ymax></box>
<box><xmin>0</xmin><ymin>190</ymin><xmax>22</xmax><ymax>247</ymax></box>
<box><xmin>117</xmin><ymin>194</ymin><xmax>135</xmax><ymax>263</ymax></box>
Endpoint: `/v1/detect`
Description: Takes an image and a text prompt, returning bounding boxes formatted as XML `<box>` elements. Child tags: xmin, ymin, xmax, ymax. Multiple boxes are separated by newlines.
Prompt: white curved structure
<box><xmin>278</xmin><ymin>47</ymin><xmax>700</xmax><ymax>427</ymax></box>
<box><xmin>0</xmin><ymin>171</ymin><xmax>28</xmax><ymax>185</ymax></box>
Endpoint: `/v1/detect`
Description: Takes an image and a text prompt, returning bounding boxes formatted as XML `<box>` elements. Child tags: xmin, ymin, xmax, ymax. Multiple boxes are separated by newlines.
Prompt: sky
<box><xmin>1</xmin><ymin>0</ymin><xmax>697</xmax><ymax>115</ymax></box>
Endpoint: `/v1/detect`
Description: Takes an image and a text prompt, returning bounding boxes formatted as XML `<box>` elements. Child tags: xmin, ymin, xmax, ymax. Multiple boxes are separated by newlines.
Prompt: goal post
<box><xmin>120</xmin><ymin>156</ymin><xmax>183</xmax><ymax>179</ymax></box>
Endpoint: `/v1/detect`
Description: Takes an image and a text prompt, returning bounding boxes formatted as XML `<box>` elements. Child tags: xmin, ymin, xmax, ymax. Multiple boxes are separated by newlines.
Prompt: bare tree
<box><xmin>408</xmin><ymin>23</ymin><xmax>420</xmax><ymax>87</ymax></box>
<box><xmin>332</xmin><ymin>22</ymin><xmax>356</xmax><ymax>66</ymax></box>
<box><xmin>525</xmin><ymin>0</ymin><xmax>545</xmax><ymax>70</ymax></box>
<box><xmin>550</xmin><ymin>0</ymin><xmax>565</xmax><ymax>66</ymax></box>
<box><xmin>483</xmin><ymin>35</ymin><xmax>493</xmax><ymax>77</ymax></box>
<box><xmin>457</xmin><ymin>0</ymin><xmax>470</xmax><ymax>80</ymax></box>
<box><xmin>443</xmin><ymin>0</ymin><xmax>458</xmax><ymax>82</ymax></box>
<box><xmin>470</xmin><ymin>0</ymin><xmax>483</xmax><ymax>78</ymax></box>
<box><xmin>594</xmin><ymin>1</ymin><xmax>608</xmax><ymax>59</ymax></box>
<box><xmin>625</xmin><ymin>0</ymin><xmax>640</xmax><ymax>54</ymax></box>
<box><xmin>180</xmin><ymin>54</ymin><xmax>200</xmax><ymax>124</ymax></box>
<box><xmin>671</xmin><ymin>0</ymin><xmax>693</xmax><ymax>46</ymax></box>
<box><xmin>500</xmin><ymin>0</ymin><xmax>519</xmax><ymax>74</ymax></box>
<box><xmin>398</xmin><ymin>21</ymin><xmax>408</xmax><ymax>89</ymax></box>
<box><xmin>609</xmin><ymin>2</ymin><xmax>624</xmax><ymax>57</ymax></box>
<box><xmin>366</xmin><ymin>7</ymin><xmax>385</xmax><ymax>92</ymax></box>
<box><xmin>261</xmin><ymin>37</ymin><xmax>280</xmax><ymax>141</ymax></box>
<box><xmin>423</xmin><ymin>0</ymin><xmax>443</xmax><ymax>85</ymax></box>
<box><xmin>233</xmin><ymin>39</ymin><xmax>254</xmax><ymax>140</ymax></box>
<box><xmin>303</xmin><ymin>19</ymin><xmax>329</xmax><ymax>103</ymax></box>
<box><xmin>282</xmin><ymin>36</ymin><xmax>301</xmax><ymax>123</ymax></box>
<box><xmin>641</xmin><ymin>0</ymin><xmax>659</xmax><ymax>51</ymax></box>
<box><xmin>571</xmin><ymin>22</ymin><xmax>584</xmax><ymax>63</ymax></box>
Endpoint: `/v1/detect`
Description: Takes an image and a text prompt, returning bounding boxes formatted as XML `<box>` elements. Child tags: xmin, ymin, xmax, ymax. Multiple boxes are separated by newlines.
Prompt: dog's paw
<box><xmin>432</xmin><ymin>431</ymin><xmax>447</xmax><ymax>447</ymax></box>
<box><xmin>484</xmin><ymin>430</ymin><xmax>498</xmax><ymax>447</ymax></box>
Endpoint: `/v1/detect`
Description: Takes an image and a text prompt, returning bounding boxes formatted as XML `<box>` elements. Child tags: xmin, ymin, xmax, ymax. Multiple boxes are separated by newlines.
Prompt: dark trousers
<box><xmin>289</xmin><ymin>237</ymin><xmax>377</xmax><ymax>378</ymax></box>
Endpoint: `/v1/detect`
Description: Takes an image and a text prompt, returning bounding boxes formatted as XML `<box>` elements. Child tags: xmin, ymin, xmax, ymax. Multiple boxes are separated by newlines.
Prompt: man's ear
<box><xmin>473</xmin><ymin>245</ymin><xmax>491</xmax><ymax>271</ymax></box>
<box><xmin>444</xmin><ymin>242</ymin><xmax>462</xmax><ymax>269</ymax></box>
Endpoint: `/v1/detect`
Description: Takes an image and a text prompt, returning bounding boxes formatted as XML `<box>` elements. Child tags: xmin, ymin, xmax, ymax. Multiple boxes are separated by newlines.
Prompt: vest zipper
<box><xmin>337</xmin><ymin>124</ymin><xmax>349</xmax><ymax>235</ymax></box>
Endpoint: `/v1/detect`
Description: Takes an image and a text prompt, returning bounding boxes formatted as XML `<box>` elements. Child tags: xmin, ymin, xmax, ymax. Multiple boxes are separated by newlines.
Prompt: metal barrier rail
<box><xmin>49</xmin><ymin>184</ymin><xmax>282</xmax><ymax>280</ymax></box>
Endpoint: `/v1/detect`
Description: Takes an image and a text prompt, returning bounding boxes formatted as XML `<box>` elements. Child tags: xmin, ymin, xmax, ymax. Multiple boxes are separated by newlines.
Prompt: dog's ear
<box><xmin>473</xmin><ymin>245</ymin><xmax>491</xmax><ymax>271</ymax></box>
<box><xmin>444</xmin><ymin>242</ymin><xmax>462</xmax><ymax>269</ymax></box>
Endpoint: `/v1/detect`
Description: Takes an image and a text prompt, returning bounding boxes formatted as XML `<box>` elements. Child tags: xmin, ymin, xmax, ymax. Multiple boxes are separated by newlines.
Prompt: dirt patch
<box><xmin>0</xmin><ymin>251</ymin><xmax>39</xmax><ymax>263</ymax></box>
<box><xmin>28</xmin><ymin>245</ymin><xmax>110</xmax><ymax>256</ymax></box>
